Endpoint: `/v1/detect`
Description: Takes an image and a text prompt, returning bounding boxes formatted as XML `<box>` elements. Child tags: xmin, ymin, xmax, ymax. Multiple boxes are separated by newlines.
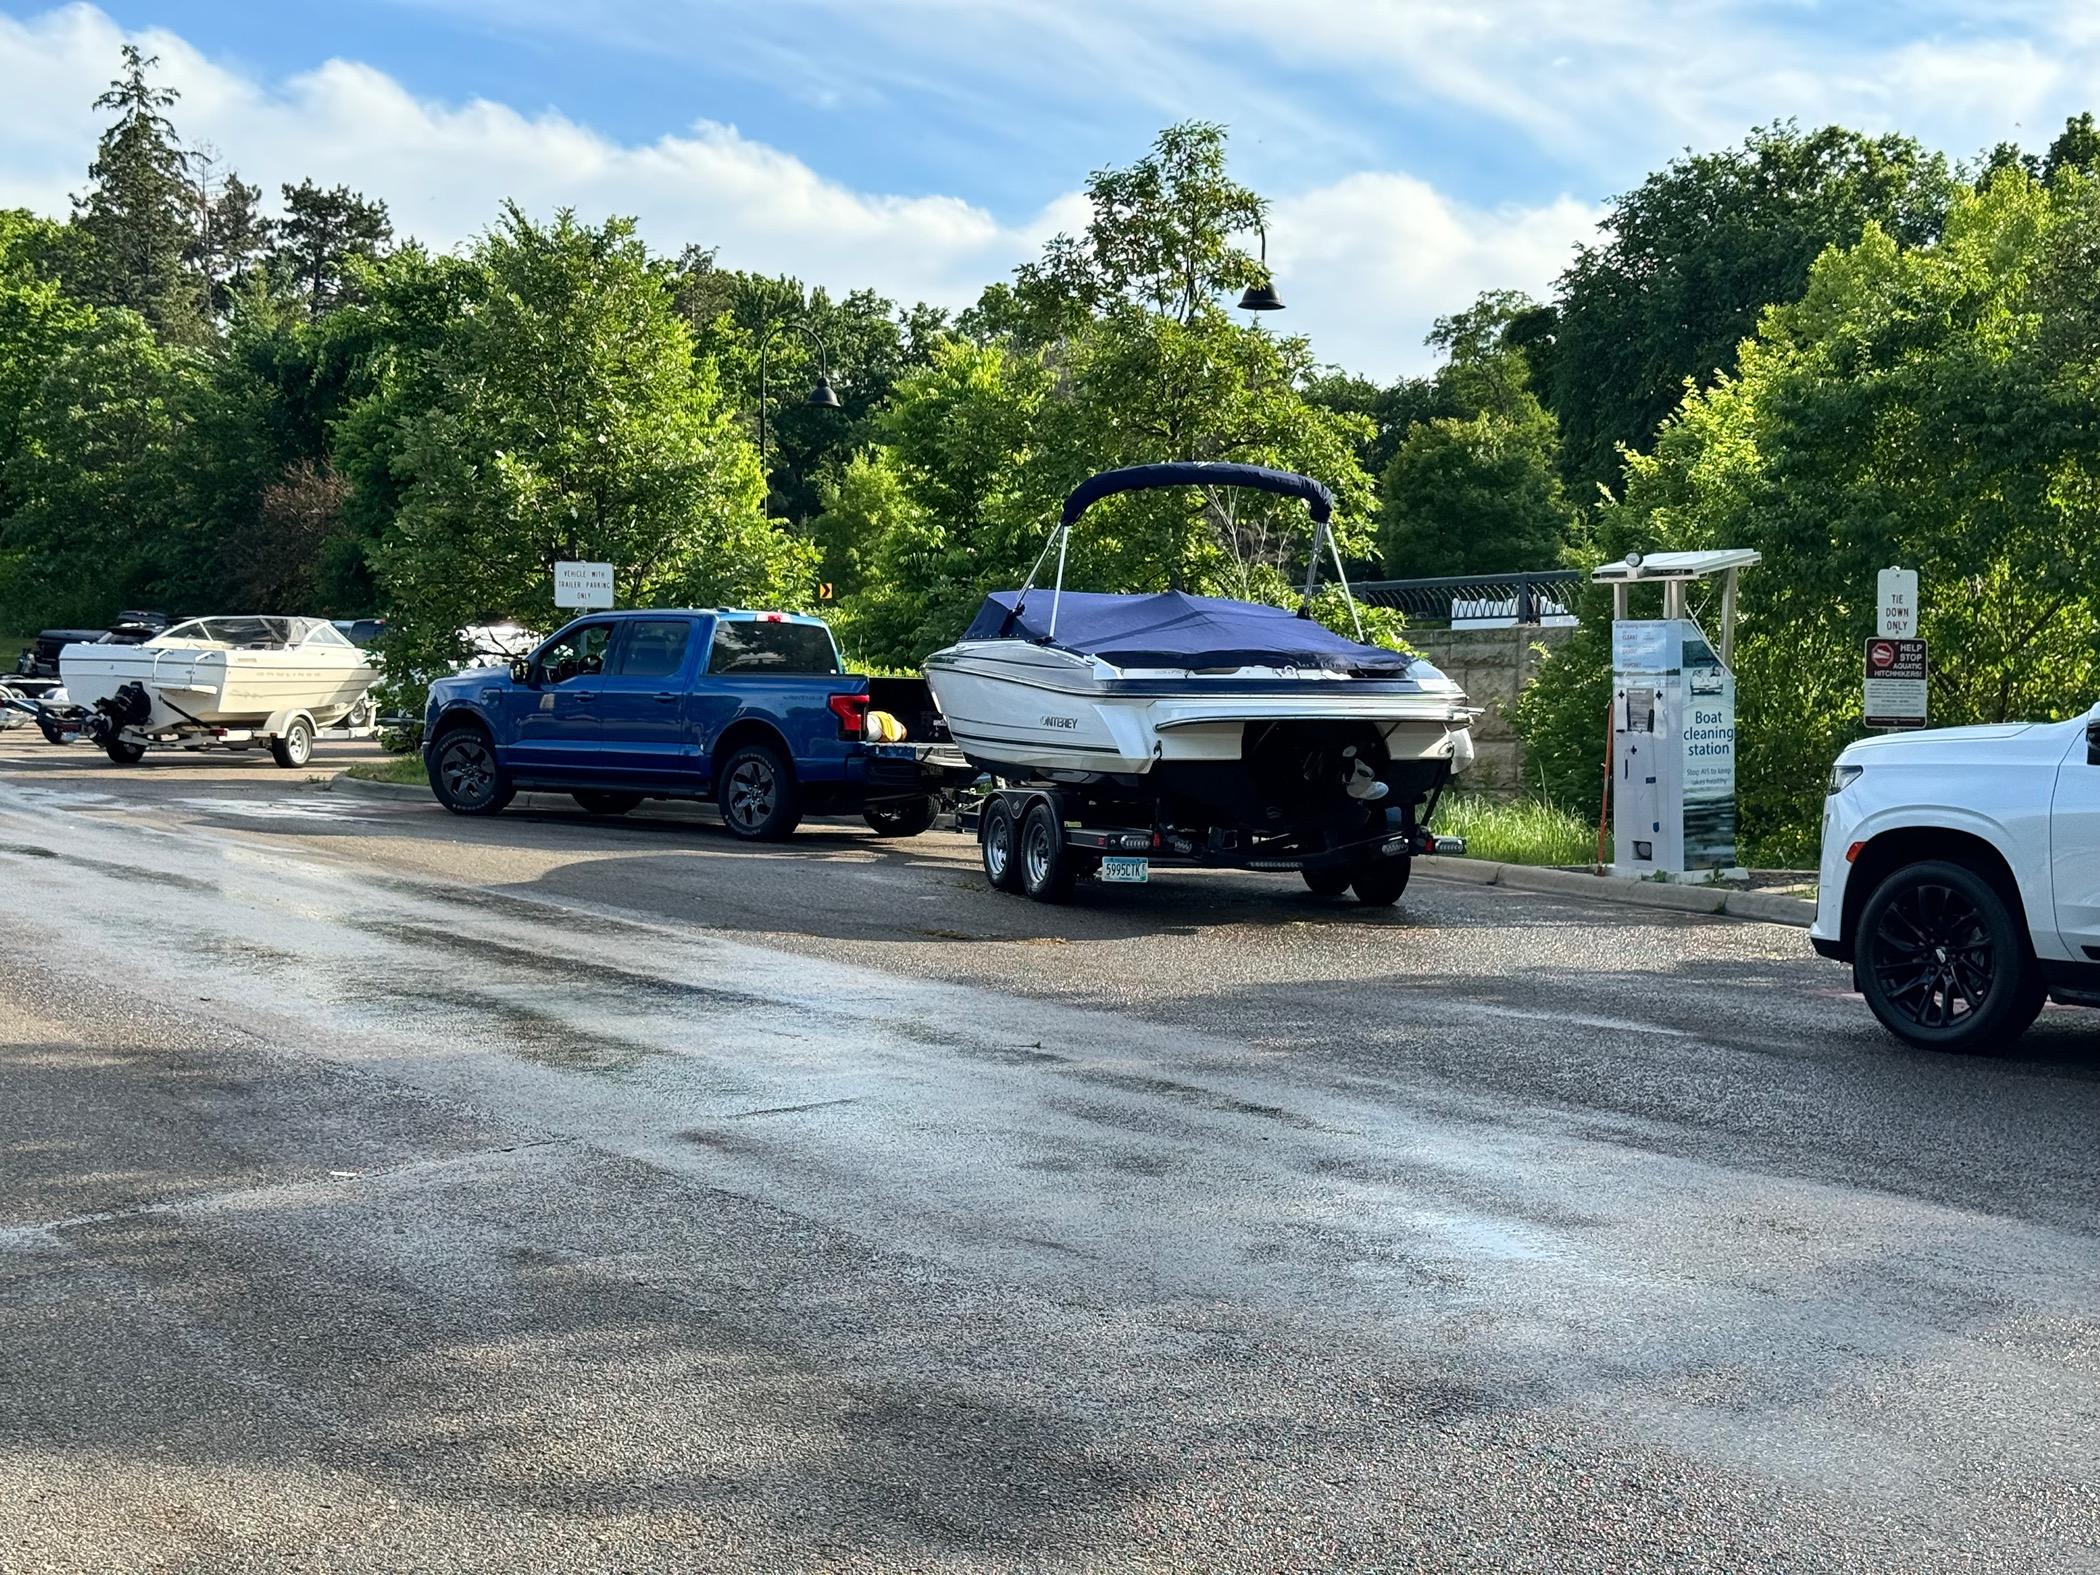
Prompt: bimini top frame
<box><xmin>1008</xmin><ymin>462</ymin><xmax>1358</xmax><ymax>640</ymax></box>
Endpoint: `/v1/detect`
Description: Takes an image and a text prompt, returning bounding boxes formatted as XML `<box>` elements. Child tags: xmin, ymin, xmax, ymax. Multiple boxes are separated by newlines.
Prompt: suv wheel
<box><xmin>1856</xmin><ymin>859</ymin><xmax>2045</xmax><ymax>1052</ymax></box>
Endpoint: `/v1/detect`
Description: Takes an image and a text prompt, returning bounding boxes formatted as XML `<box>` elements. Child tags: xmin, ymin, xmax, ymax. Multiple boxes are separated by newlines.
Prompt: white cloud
<box><xmin>0</xmin><ymin>3</ymin><xmax>1597</xmax><ymax>377</ymax></box>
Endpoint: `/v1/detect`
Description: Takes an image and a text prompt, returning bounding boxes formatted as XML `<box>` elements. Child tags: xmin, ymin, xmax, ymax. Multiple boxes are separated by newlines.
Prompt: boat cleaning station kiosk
<box><xmin>1591</xmin><ymin>549</ymin><xmax>1759</xmax><ymax>883</ymax></box>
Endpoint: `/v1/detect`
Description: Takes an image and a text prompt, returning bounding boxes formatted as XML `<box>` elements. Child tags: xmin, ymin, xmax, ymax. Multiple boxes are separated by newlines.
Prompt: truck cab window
<box><xmin>706</xmin><ymin>620</ymin><xmax>840</xmax><ymax>675</ymax></box>
<box><xmin>539</xmin><ymin>624</ymin><xmax>612</xmax><ymax>684</ymax></box>
<box><xmin>610</xmin><ymin>620</ymin><xmax>691</xmax><ymax>680</ymax></box>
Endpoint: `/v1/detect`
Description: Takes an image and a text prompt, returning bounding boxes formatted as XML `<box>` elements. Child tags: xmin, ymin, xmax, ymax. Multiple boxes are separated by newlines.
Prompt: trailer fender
<box><xmin>262</xmin><ymin>706</ymin><xmax>318</xmax><ymax>738</ymax></box>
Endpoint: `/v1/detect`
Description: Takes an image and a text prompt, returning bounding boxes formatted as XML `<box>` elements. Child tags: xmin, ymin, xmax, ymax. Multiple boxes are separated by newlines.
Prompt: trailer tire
<box><xmin>1019</xmin><ymin>800</ymin><xmax>1075</xmax><ymax>903</ymax></box>
<box><xmin>429</xmin><ymin>725</ymin><xmax>514</xmax><ymax>816</ymax></box>
<box><xmin>981</xmin><ymin>797</ymin><xmax>1023</xmax><ymax>890</ymax></box>
<box><xmin>104</xmin><ymin>739</ymin><xmax>146</xmax><ymax>766</ymax></box>
<box><xmin>864</xmin><ymin>795</ymin><xmax>939</xmax><ymax>837</ymax></box>
<box><xmin>271</xmin><ymin>716</ymin><xmax>315</xmax><ymax>769</ymax></box>
<box><xmin>1351</xmin><ymin>854</ymin><xmax>1412</xmax><ymax>906</ymax></box>
<box><xmin>1302</xmin><ymin>866</ymin><xmax>1353</xmax><ymax>897</ymax></box>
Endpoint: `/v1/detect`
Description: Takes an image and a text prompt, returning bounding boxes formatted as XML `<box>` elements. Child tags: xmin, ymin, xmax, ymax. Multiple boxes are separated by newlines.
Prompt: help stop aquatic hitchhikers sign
<box><xmin>553</xmin><ymin>561</ymin><xmax>615</xmax><ymax>609</ymax></box>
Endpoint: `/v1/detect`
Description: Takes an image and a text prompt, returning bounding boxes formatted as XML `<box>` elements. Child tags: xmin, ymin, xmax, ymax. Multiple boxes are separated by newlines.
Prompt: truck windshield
<box><xmin>707</xmin><ymin>620</ymin><xmax>840</xmax><ymax>675</ymax></box>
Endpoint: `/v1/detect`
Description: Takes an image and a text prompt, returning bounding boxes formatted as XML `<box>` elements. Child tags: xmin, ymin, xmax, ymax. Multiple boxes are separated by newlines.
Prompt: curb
<box><xmin>322</xmin><ymin>773</ymin><xmax>429</xmax><ymax>802</ymax></box>
<box><xmin>1412</xmin><ymin>857</ymin><xmax>1816</xmax><ymax>928</ymax></box>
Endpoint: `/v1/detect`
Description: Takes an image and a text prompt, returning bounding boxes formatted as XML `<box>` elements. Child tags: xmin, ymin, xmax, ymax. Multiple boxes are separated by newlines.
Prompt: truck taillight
<box><xmin>828</xmin><ymin>692</ymin><xmax>870</xmax><ymax>739</ymax></box>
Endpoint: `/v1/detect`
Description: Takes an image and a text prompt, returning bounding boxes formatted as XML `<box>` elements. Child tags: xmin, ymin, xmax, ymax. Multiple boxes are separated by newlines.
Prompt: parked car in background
<box><xmin>14</xmin><ymin>610</ymin><xmax>169</xmax><ymax>679</ymax></box>
<box><xmin>1812</xmin><ymin>705</ymin><xmax>2100</xmax><ymax>1051</ymax></box>
<box><xmin>421</xmin><ymin>608</ymin><xmax>969</xmax><ymax>838</ymax></box>
<box><xmin>332</xmin><ymin>617</ymin><xmax>387</xmax><ymax>648</ymax></box>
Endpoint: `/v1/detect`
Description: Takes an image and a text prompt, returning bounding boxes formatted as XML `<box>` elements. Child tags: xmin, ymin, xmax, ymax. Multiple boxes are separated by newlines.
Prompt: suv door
<box><xmin>507</xmin><ymin>621</ymin><xmax>613</xmax><ymax>775</ymax></box>
<box><xmin>595</xmin><ymin>617</ymin><xmax>703</xmax><ymax>782</ymax></box>
<box><xmin>2052</xmin><ymin>706</ymin><xmax>2100</xmax><ymax>959</ymax></box>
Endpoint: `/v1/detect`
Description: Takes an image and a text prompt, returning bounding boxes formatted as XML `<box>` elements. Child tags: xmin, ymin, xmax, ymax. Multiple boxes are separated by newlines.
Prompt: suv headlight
<box><xmin>1828</xmin><ymin>762</ymin><xmax>1863</xmax><ymax>795</ymax></box>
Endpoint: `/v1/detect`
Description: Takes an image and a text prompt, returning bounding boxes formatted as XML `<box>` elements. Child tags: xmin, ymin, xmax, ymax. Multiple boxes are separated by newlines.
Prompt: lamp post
<box><xmin>757</xmin><ymin>321</ymin><xmax>842</xmax><ymax>493</ymax></box>
<box><xmin>1237</xmin><ymin>220</ymin><xmax>1284</xmax><ymax>314</ymax></box>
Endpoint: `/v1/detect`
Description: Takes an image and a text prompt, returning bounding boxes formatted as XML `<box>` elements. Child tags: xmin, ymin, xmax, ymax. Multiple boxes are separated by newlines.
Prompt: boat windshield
<box><xmin>153</xmin><ymin>616</ymin><xmax>324</xmax><ymax>649</ymax></box>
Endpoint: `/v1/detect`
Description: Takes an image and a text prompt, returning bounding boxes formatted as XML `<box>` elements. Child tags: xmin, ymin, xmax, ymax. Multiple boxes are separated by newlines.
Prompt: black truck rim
<box><xmin>726</xmin><ymin>759</ymin><xmax>775</xmax><ymax>830</ymax></box>
<box><xmin>442</xmin><ymin>736</ymin><xmax>495</xmax><ymax>805</ymax></box>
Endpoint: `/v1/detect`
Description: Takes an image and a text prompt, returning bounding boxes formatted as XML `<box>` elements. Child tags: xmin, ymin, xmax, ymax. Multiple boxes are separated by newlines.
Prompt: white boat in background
<box><xmin>59</xmin><ymin>616</ymin><xmax>379</xmax><ymax>765</ymax></box>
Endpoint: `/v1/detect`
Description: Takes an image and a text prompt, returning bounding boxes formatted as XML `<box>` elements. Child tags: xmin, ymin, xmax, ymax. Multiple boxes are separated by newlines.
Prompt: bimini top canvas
<box><xmin>962</xmin><ymin>589</ymin><xmax>1410</xmax><ymax>676</ymax></box>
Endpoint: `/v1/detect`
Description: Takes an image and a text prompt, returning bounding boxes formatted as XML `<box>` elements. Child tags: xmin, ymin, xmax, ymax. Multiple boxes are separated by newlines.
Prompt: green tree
<box><xmin>1519</xmin><ymin>170</ymin><xmax>2100</xmax><ymax>859</ymax></box>
<box><xmin>189</xmin><ymin>152</ymin><xmax>271</xmax><ymax>317</ymax></box>
<box><xmin>2045</xmin><ymin>112</ymin><xmax>2100</xmax><ymax>181</ymax></box>
<box><xmin>366</xmin><ymin>207</ymin><xmax>813</xmax><ymax>704</ymax></box>
<box><xmin>271</xmin><ymin>180</ymin><xmax>391</xmax><ymax>316</ymax></box>
<box><xmin>67</xmin><ymin>45</ymin><xmax>202</xmax><ymax>342</ymax></box>
<box><xmin>1539</xmin><ymin>122</ymin><xmax>1956</xmax><ymax>494</ymax></box>
<box><xmin>1</xmin><ymin>310</ymin><xmax>201</xmax><ymax>623</ymax></box>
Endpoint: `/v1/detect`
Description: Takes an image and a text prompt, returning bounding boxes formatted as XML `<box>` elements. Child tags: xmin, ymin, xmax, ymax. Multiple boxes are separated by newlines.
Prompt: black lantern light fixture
<box><xmin>1237</xmin><ymin>220</ymin><xmax>1285</xmax><ymax>313</ymax></box>
<box><xmin>757</xmin><ymin>321</ymin><xmax>842</xmax><ymax>477</ymax></box>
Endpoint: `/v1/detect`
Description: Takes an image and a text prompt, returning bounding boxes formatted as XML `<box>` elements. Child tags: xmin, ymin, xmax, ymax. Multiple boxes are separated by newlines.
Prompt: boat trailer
<box><xmin>1</xmin><ymin>679</ymin><xmax>376</xmax><ymax>767</ymax></box>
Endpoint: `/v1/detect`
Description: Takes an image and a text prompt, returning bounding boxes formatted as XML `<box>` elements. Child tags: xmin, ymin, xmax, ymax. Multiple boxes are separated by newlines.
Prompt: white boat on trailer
<box><xmin>58</xmin><ymin>614</ymin><xmax>379</xmax><ymax>767</ymax></box>
<box><xmin>923</xmin><ymin>462</ymin><xmax>1478</xmax><ymax>904</ymax></box>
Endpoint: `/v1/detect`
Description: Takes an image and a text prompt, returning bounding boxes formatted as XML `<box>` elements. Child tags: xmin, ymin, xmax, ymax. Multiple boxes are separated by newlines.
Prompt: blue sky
<box><xmin>3</xmin><ymin>1</ymin><xmax>2095</xmax><ymax>375</ymax></box>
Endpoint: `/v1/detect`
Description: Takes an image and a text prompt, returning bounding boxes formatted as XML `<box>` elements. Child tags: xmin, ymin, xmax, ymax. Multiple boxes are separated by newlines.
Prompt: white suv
<box><xmin>1813</xmin><ymin>705</ymin><xmax>2100</xmax><ymax>1051</ymax></box>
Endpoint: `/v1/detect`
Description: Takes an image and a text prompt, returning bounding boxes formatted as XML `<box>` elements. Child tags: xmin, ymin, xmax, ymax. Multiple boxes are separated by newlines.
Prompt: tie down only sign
<box><xmin>1864</xmin><ymin>636</ymin><xmax>1929</xmax><ymax>731</ymax></box>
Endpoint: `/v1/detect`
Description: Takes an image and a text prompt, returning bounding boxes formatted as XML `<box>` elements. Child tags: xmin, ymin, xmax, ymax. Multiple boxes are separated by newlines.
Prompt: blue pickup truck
<box><xmin>421</xmin><ymin>608</ymin><xmax>969</xmax><ymax>840</ymax></box>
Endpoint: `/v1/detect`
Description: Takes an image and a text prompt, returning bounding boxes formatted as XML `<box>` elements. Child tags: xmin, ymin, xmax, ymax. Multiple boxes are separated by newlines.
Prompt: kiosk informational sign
<box><xmin>1610</xmin><ymin>619</ymin><xmax>1740</xmax><ymax>879</ymax></box>
<box><xmin>1864</xmin><ymin>636</ymin><xmax>1929</xmax><ymax>730</ymax></box>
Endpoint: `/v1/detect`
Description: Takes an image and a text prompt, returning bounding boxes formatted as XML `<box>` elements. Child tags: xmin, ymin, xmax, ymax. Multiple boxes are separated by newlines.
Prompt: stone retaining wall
<box><xmin>1408</xmin><ymin>624</ymin><xmax>1576</xmax><ymax>794</ymax></box>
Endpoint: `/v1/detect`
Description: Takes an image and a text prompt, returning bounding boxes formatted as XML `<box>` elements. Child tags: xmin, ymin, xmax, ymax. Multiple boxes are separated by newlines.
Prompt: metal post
<box><xmin>1518</xmin><ymin>573</ymin><xmax>1534</xmax><ymax>626</ymax></box>
<box><xmin>1612</xmin><ymin>583</ymin><xmax>1630</xmax><ymax>622</ymax></box>
<box><xmin>1719</xmin><ymin>567</ymin><xmax>1739</xmax><ymax>667</ymax></box>
<box><xmin>1664</xmin><ymin>579</ymin><xmax>1686</xmax><ymax>620</ymax></box>
<box><xmin>1300</xmin><ymin>518</ymin><xmax>1329</xmax><ymax>612</ymax></box>
<box><xmin>1047</xmin><ymin>527</ymin><xmax>1070</xmax><ymax>639</ymax></box>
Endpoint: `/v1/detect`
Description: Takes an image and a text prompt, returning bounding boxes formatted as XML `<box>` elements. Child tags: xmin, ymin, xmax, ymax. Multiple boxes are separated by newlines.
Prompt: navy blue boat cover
<box><xmin>963</xmin><ymin>590</ymin><xmax>1409</xmax><ymax>674</ymax></box>
<box><xmin>1059</xmin><ymin>462</ymin><xmax>1333</xmax><ymax>527</ymax></box>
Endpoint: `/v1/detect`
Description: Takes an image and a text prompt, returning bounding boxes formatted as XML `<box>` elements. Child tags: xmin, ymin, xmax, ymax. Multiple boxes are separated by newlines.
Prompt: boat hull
<box><xmin>923</xmin><ymin>640</ymin><xmax>1475</xmax><ymax>783</ymax></box>
<box><xmin>60</xmin><ymin>643</ymin><xmax>377</xmax><ymax>730</ymax></box>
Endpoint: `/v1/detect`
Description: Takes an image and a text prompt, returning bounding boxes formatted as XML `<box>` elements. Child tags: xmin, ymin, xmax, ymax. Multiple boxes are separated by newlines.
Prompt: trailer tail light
<box><xmin>828</xmin><ymin>692</ymin><xmax>870</xmax><ymax>739</ymax></box>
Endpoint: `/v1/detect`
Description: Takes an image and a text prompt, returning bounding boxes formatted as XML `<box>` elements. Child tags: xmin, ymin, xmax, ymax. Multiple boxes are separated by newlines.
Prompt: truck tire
<box><xmin>429</xmin><ymin>726</ymin><xmax>515</xmax><ymax>816</ymax></box>
<box><xmin>864</xmin><ymin>795</ymin><xmax>939</xmax><ymax>837</ymax></box>
<box><xmin>1302</xmin><ymin>866</ymin><xmax>1353</xmax><ymax>897</ymax></box>
<box><xmin>104</xmin><ymin>739</ymin><xmax>146</xmax><ymax>766</ymax></box>
<box><xmin>1019</xmin><ymin>800</ymin><xmax>1075</xmax><ymax>903</ymax></box>
<box><xmin>1351</xmin><ymin>853</ymin><xmax>1412</xmax><ymax>906</ymax></box>
<box><xmin>718</xmin><ymin>742</ymin><xmax>802</xmax><ymax>841</ymax></box>
<box><xmin>981</xmin><ymin>797</ymin><xmax>1022</xmax><ymax>891</ymax></box>
<box><xmin>1855</xmin><ymin>859</ymin><xmax>2045</xmax><ymax>1053</ymax></box>
<box><xmin>271</xmin><ymin>717</ymin><xmax>314</xmax><ymax>769</ymax></box>
<box><xmin>573</xmin><ymin>791</ymin><xmax>643</xmax><ymax>817</ymax></box>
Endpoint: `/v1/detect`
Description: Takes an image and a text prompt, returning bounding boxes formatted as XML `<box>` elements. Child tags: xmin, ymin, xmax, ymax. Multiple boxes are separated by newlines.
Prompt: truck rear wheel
<box><xmin>864</xmin><ymin>795</ymin><xmax>939</xmax><ymax>837</ymax></box>
<box><xmin>1020</xmin><ymin>800</ymin><xmax>1075</xmax><ymax>903</ymax></box>
<box><xmin>718</xmin><ymin>743</ymin><xmax>802</xmax><ymax>841</ymax></box>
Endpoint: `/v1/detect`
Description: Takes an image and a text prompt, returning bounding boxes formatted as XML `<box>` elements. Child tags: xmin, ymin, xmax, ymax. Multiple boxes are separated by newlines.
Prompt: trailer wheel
<box><xmin>981</xmin><ymin>798</ymin><xmax>1023</xmax><ymax>891</ymax></box>
<box><xmin>1019</xmin><ymin>800</ymin><xmax>1075</xmax><ymax>903</ymax></box>
<box><xmin>1301</xmin><ymin>866</ymin><xmax>1353</xmax><ymax>897</ymax></box>
<box><xmin>271</xmin><ymin>717</ymin><xmax>315</xmax><ymax>769</ymax></box>
<box><xmin>104</xmin><ymin>739</ymin><xmax>146</xmax><ymax>766</ymax></box>
<box><xmin>1351</xmin><ymin>854</ymin><xmax>1412</xmax><ymax>906</ymax></box>
<box><xmin>864</xmin><ymin>795</ymin><xmax>940</xmax><ymax>838</ymax></box>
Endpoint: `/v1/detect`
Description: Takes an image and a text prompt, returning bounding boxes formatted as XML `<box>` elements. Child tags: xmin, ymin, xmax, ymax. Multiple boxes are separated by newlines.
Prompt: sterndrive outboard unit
<box><xmin>84</xmin><ymin>680</ymin><xmax>152</xmax><ymax>744</ymax></box>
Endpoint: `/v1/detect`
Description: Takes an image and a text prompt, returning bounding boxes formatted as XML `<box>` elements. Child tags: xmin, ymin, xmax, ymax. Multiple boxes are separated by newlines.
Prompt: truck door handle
<box><xmin>571</xmin><ymin>690</ymin><xmax>596</xmax><ymax>702</ymax></box>
<box><xmin>654</xmin><ymin>692</ymin><xmax>677</xmax><ymax>703</ymax></box>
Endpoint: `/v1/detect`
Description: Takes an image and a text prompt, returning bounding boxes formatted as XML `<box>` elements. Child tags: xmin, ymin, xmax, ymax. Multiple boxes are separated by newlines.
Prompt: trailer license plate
<box><xmin>1101</xmin><ymin>856</ymin><xmax>1149</xmax><ymax>884</ymax></box>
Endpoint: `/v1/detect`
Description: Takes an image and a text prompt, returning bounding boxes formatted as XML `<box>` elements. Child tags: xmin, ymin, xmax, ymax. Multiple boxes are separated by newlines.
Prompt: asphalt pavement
<box><xmin>1</xmin><ymin>735</ymin><xmax>2096</xmax><ymax>1572</ymax></box>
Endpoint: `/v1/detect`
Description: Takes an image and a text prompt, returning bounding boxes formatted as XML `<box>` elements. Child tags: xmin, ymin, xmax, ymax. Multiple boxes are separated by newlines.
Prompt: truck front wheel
<box><xmin>718</xmin><ymin>743</ymin><xmax>802</xmax><ymax>841</ymax></box>
<box><xmin>1855</xmin><ymin>859</ymin><xmax>2044</xmax><ymax>1053</ymax></box>
<box><xmin>429</xmin><ymin>727</ymin><xmax>515</xmax><ymax>816</ymax></box>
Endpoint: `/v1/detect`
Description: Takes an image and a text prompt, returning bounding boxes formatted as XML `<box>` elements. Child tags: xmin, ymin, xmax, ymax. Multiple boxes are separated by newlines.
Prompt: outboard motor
<box><xmin>85</xmin><ymin>680</ymin><xmax>153</xmax><ymax>744</ymax></box>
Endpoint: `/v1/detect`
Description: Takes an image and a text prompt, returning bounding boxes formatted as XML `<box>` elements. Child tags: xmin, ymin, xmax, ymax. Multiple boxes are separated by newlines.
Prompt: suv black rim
<box><xmin>442</xmin><ymin>736</ymin><xmax>495</xmax><ymax>806</ymax></box>
<box><xmin>726</xmin><ymin>758</ymin><xmax>774</xmax><ymax>831</ymax></box>
<box><xmin>1872</xmin><ymin>880</ymin><xmax>1994</xmax><ymax>1029</ymax></box>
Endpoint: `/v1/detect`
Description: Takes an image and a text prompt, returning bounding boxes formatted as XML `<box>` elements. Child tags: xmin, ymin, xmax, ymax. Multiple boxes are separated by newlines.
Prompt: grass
<box><xmin>346</xmin><ymin>752</ymin><xmax>428</xmax><ymax>786</ymax></box>
<box><xmin>1434</xmin><ymin>792</ymin><xmax>1599</xmax><ymax>867</ymax></box>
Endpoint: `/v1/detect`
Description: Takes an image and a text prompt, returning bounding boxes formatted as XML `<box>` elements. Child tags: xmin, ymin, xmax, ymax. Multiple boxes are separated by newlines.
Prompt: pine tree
<box><xmin>271</xmin><ymin>181</ymin><xmax>391</xmax><ymax>316</ymax></box>
<box><xmin>189</xmin><ymin>149</ymin><xmax>271</xmax><ymax>318</ymax></box>
<box><xmin>69</xmin><ymin>44</ymin><xmax>202</xmax><ymax>341</ymax></box>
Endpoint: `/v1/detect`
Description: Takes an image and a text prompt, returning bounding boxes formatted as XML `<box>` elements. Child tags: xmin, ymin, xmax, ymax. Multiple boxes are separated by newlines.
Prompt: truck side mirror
<box><xmin>2089</xmin><ymin>715</ymin><xmax>2099</xmax><ymax>766</ymax></box>
<box><xmin>510</xmin><ymin>657</ymin><xmax>531</xmax><ymax>685</ymax></box>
